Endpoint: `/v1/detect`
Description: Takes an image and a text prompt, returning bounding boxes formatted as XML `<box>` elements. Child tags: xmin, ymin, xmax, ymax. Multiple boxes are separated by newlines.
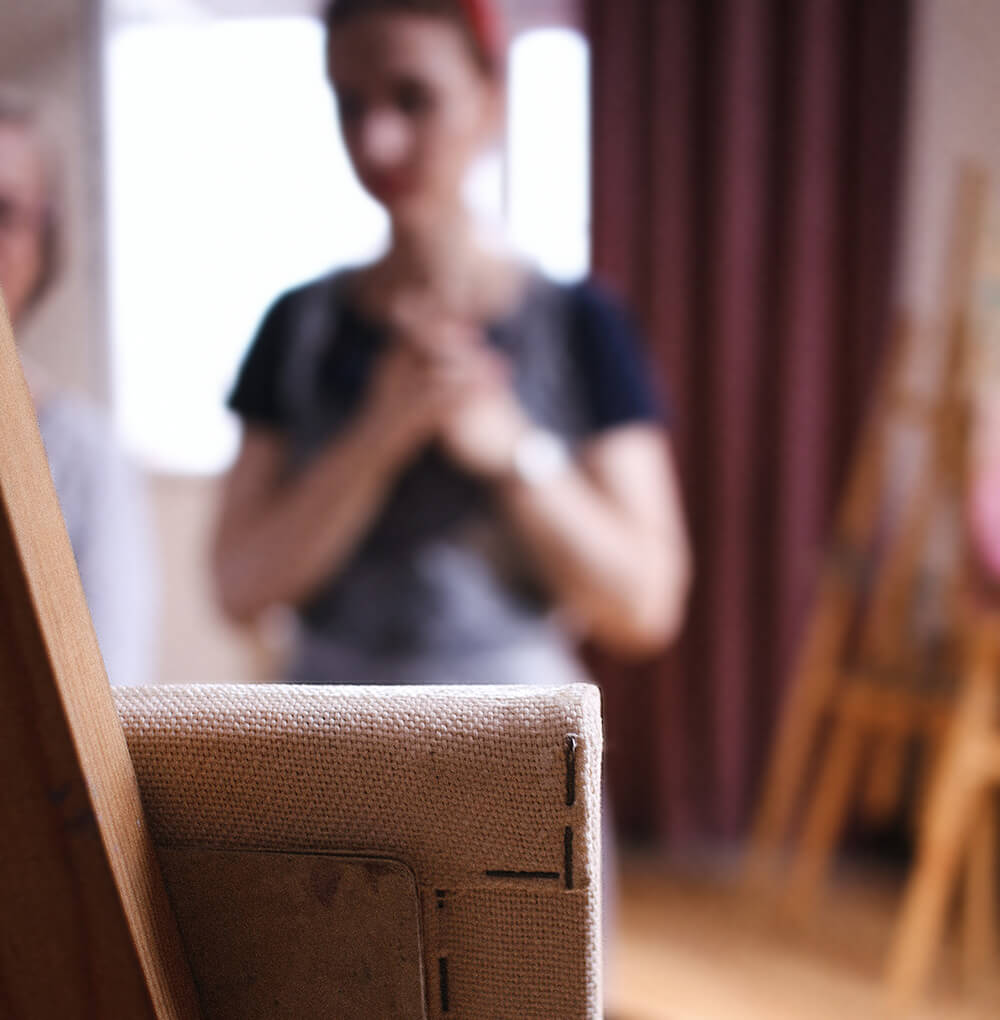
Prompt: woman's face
<box><xmin>328</xmin><ymin>13</ymin><xmax>499</xmax><ymax>227</ymax></box>
<box><xmin>0</xmin><ymin>123</ymin><xmax>47</xmax><ymax>329</ymax></box>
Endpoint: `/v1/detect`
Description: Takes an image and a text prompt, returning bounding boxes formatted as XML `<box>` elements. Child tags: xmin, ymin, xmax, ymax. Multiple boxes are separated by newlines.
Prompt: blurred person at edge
<box><xmin>0</xmin><ymin>90</ymin><xmax>158</xmax><ymax>687</ymax></box>
<box><xmin>212</xmin><ymin>0</ymin><xmax>693</xmax><ymax>988</ymax></box>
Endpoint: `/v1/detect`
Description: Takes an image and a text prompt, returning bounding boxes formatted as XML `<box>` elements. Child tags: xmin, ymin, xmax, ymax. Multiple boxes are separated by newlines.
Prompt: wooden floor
<box><xmin>608</xmin><ymin>853</ymin><xmax>1000</xmax><ymax>1020</ymax></box>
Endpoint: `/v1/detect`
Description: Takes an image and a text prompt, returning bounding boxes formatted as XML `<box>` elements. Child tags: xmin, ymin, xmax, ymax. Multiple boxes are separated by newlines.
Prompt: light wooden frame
<box><xmin>0</xmin><ymin>296</ymin><xmax>200</xmax><ymax>1016</ymax></box>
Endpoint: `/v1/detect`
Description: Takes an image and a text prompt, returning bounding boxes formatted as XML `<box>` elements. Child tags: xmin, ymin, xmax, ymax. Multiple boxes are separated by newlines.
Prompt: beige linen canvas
<box><xmin>115</xmin><ymin>682</ymin><xmax>603</xmax><ymax>1018</ymax></box>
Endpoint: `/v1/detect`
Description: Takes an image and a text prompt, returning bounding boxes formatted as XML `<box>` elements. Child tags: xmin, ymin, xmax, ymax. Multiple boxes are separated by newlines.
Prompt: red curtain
<box><xmin>585</xmin><ymin>0</ymin><xmax>912</xmax><ymax>845</ymax></box>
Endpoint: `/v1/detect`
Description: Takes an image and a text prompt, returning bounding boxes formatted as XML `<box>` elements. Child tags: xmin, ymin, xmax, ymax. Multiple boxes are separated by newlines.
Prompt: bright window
<box><xmin>105</xmin><ymin>19</ymin><xmax>589</xmax><ymax>473</ymax></box>
<box><xmin>508</xmin><ymin>28</ymin><xmax>591</xmax><ymax>281</ymax></box>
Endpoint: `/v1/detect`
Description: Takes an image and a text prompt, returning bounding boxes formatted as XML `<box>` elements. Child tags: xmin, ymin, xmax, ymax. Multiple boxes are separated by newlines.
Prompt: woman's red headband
<box><xmin>456</xmin><ymin>0</ymin><xmax>503</xmax><ymax>70</ymax></box>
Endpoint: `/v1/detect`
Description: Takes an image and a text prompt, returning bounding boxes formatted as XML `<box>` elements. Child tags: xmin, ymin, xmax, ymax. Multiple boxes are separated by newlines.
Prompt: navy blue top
<box><xmin>228</xmin><ymin>276</ymin><xmax>664</xmax><ymax>435</ymax></box>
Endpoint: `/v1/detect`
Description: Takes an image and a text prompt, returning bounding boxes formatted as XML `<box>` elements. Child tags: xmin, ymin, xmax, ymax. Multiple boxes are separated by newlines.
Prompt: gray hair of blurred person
<box><xmin>0</xmin><ymin>88</ymin><xmax>62</xmax><ymax>315</ymax></box>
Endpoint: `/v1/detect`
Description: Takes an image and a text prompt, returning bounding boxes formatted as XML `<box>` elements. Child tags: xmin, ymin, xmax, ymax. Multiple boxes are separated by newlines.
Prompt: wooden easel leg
<box><xmin>911</xmin><ymin>727</ymin><xmax>945</xmax><ymax>838</ymax></box>
<box><xmin>863</xmin><ymin>725</ymin><xmax>910</xmax><ymax>825</ymax></box>
<box><xmin>746</xmin><ymin>323</ymin><xmax>914</xmax><ymax>895</ymax></box>
<box><xmin>782</xmin><ymin>706</ymin><xmax>868</xmax><ymax>922</ymax></box>
<box><xmin>887</xmin><ymin>623</ymin><xmax>998</xmax><ymax>1007</ymax></box>
<box><xmin>962</xmin><ymin>792</ymin><xmax>997</xmax><ymax>988</ymax></box>
<box><xmin>745</xmin><ymin>679</ymin><xmax>831</xmax><ymax>888</ymax></box>
<box><xmin>885</xmin><ymin>761</ymin><xmax>977</xmax><ymax>1010</ymax></box>
<box><xmin>884</xmin><ymin>638</ymin><xmax>995</xmax><ymax>1014</ymax></box>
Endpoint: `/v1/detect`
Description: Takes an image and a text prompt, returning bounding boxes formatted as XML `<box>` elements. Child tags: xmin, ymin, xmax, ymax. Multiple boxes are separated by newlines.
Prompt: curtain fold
<box><xmin>586</xmin><ymin>0</ymin><xmax>912</xmax><ymax>844</ymax></box>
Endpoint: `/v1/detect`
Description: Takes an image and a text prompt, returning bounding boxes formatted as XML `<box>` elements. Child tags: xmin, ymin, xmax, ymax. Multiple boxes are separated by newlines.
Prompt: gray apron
<box><xmin>277</xmin><ymin>270</ymin><xmax>593</xmax><ymax>689</ymax></box>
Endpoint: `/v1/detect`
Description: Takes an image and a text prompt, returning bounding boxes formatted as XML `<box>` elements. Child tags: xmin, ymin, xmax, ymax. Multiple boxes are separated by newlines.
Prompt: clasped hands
<box><xmin>357</xmin><ymin>294</ymin><xmax>532</xmax><ymax>481</ymax></box>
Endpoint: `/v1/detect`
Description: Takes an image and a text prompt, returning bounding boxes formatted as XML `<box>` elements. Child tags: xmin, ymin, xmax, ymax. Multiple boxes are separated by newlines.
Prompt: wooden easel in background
<box><xmin>885</xmin><ymin>171</ymin><xmax>1000</xmax><ymax>1008</ymax></box>
<box><xmin>745</xmin><ymin>164</ymin><xmax>1000</xmax><ymax>1008</ymax></box>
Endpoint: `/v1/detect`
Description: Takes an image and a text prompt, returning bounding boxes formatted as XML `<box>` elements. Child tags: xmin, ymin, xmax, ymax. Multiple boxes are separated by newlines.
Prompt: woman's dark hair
<box><xmin>0</xmin><ymin>88</ymin><xmax>61</xmax><ymax>312</ymax></box>
<box><xmin>322</xmin><ymin>0</ymin><xmax>502</xmax><ymax>76</ymax></box>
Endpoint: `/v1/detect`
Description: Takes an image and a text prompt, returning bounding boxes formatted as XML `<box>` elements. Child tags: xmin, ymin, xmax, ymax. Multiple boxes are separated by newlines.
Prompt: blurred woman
<box><xmin>214</xmin><ymin>0</ymin><xmax>691</xmax><ymax>687</ymax></box>
<box><xmin>0</xmin><ymin>89</ymin><xmax>158</xmax><ymax>686</ymax></box>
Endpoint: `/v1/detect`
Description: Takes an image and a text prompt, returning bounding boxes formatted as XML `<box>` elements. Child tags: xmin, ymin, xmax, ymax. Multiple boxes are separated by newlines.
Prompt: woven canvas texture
<box><xmin>114</xmin><ymin>683</ymin><xmax>602</xmax><ymax>1018</ymax></box>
